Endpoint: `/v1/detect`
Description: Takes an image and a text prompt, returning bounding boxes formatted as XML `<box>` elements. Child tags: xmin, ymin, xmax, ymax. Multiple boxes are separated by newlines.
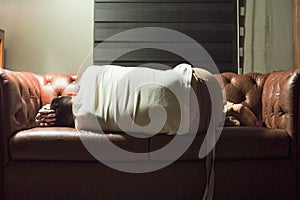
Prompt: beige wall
<box><xmin>0</xmin><ymin>0</ymin><xmax>93</xmax><ymax>74</ymax></box>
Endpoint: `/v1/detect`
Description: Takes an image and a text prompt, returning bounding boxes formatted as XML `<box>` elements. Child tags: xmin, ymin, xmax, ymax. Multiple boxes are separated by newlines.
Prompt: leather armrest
<box><xmin>262</xmin><ymin>69</ymin><xmax>300</xmax><ymax>161</ymax></box>
<box><xmin>0</xmin><ymin>69</ymin><xmax>41</xmax><ymax>164</ymax></box>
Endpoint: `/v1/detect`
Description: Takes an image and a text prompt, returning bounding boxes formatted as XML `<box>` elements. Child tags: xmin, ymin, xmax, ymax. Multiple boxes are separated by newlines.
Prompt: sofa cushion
<box><xmin>9</xmin><ymin>127</ymin><xmax>149</xmax><ymax>162</ymax></box>
<box><xmin>150</xmin><ymin>127</ymin><xmax>290</xmax><ymax>161</ymax></box>
<box><xmin>215</xmin><ymin>127</ymin><xmax>290</xmax><ymax>160</ymax></box>
<box><xmin>10</xmin><ymin>127</ymin><xmax>290</xmax><ymax>162</ymax></box>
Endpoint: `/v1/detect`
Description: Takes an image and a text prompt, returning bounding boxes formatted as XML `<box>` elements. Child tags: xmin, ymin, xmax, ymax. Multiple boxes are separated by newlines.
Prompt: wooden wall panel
<box><xmin>95</xmin><ymin>3</ymin><xmax>233</xmax><ymax>23</ymax></box>
<box><xmin>94</xmin><ymin>0</ymin><xmax>236</xmax><ymax>72</ymax></box>
<box><xmin>95</xmin><ymin>23</ymin><xmax>233</xmax><ymax>43</ymax></box>
<box><xmin>94</xmin><ymin>43</ymin><xmax>232</xmax><ymax>62</ymax></box>
<box><xmin>95</xmin><ymin>0</ymin><xmax>232</xmax><ymax>2</ymax></box>
<box><xmin>0</xmin><ymin>29</ymin><xmax>4</xmax><ymax>69</ymax></box>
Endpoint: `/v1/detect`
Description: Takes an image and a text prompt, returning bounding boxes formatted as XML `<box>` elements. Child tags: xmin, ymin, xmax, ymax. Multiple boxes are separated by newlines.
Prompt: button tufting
<box><xmin>224</xmin><ymin>77</ymin><xmax>231</xmax><ymax>84</ymax></box>
<box><xmin>251</xmin><ymin>78</ymin><xmax>257</xmax><ymax>85</ymax></box>
<box><xmin>70</xmin><ymin>75</ymin><xmax>77</xmax><ymax>82</ymax></box>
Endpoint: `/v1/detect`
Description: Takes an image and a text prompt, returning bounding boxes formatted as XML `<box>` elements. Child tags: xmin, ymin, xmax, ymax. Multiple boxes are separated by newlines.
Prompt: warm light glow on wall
<box><xmin>0</xmin><ymin>0</ymin><xmax>94</xmax><ymax>74</ymax></box>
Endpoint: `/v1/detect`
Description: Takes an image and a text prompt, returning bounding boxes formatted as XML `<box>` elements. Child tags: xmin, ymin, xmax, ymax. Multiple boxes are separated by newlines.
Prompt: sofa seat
<box><xmin>215</xmin><ymin>127</ymin><xmax>290</xmax><ymax>160</ymax></box>
<box><xmin>9</xmin><ymin>127</ymin><xmax>149</xmax><ymax>162</ymax></box>
<box><xmin>9</xmin><ymin>126</ymin><xmax>290</xmax><ymax>162</ymax></box>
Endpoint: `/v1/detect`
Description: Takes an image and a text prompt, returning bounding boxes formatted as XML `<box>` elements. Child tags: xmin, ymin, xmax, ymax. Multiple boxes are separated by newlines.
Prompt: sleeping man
<box><xmin>35</xmin><ymin>98</ymin><xmax>258</xmax><ymax>128</ymax></box>
<box><xmin>35</xmin><ymin>66</ymin><xmax>259</xmax><ymax>129</ymax></box>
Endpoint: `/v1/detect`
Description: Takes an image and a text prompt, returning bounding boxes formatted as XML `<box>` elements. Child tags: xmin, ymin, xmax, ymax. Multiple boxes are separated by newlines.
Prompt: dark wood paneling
<box><xmin>95</xmin><ymin>23</ymin><xmax>233</xmax><ymax>43</ymax></box>
<box><xmin>94</xmin><ymin>0</ymin><xmax>237</xmax><ymax>72</ymax></box>
<box><xmin>93</xmin><ymin>43</ymin><xmax>232</xmax><ymax>63</ymax></box>
<box><xmin>96</xmin><ymin>0</ymin><xmax>232</xmax><ymax>2</ymax></box>
<box><xmin>94</xmin><ymin>61</ymin><xmax>234</xmax><ymax>73</ymax></box>
<box><xmin>95</xmin><ymin>3</ymin><xmax>233</xmax><ymax>23</ymax></box>
<box><xmin>0</xmin><ymin>29</ymin><xmax>4</xmax><ymax>68</ymax></box>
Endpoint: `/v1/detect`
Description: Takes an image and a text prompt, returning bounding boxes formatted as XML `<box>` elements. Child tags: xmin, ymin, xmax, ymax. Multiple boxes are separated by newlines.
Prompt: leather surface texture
<box><xmin>1</xmin><ymin>68</ymin><xmax>300</xmax><ymax>200</ymax></box>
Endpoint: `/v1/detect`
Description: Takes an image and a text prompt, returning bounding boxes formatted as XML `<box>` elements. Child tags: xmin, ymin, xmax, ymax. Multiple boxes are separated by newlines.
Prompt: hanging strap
<box><xmin>202</xmin><ymin>147</ymin><xmax>215</xmax><ymax>200</ymax></box>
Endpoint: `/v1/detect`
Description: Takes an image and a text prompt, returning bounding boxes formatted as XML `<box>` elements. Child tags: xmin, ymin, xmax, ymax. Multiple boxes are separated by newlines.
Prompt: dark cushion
<box><xmin>215</xmin><ymin>127</ymin><xmax>290</xmax><ymax>160</ymax></box>
<box><xmin>150</xmin><ymin>127</ymin><xmax>290</xmax><ymax>161</ymax></box>
<box><xmin>9</xmin><ymin>127</ymin><xmax>290</xmax><ymax>162</ymax></box>
<box><xmin>9</xmin><ymin>127</ymin><xmax>149</xmax><ymax>161</ymax></box>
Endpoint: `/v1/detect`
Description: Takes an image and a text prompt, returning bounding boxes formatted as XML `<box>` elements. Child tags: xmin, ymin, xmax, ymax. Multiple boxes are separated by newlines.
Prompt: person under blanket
<box><xmin>35</xmin><ymin>100</ymin><xmax>259</xmax><ymax>128</ymax></box>
<box><xmin>35</xmin><ymin>97</ymin><xmax>259</xmax><ymax>128</ymax></box>
<box><xmin>35</xmin><ymin>64</ymin><xmax>192</xmax><ymax>130</ymax></box>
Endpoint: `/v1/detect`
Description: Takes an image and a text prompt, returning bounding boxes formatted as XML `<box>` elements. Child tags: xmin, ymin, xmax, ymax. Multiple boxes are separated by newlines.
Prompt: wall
<box><xmin>243</xmin><ymin>0</ymin><xmax>293</xmax><ymax>73</ymax></box>
<box><xmin>0</xmin><ymin>0</ymin><xmax>93</xmax><ymax>74</ymax></box>
<box><xmin>0</xmin><ymin>0</ymin><xmax>293</xmax><ymax>74</ymax></box>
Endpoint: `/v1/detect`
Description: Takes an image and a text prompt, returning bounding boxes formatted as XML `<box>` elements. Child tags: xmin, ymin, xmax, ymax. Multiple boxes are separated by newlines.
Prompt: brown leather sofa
<box><xmin>0</xmin><ymin>68</ymin><xmax>299</xmax><ymax>200</ymax></box>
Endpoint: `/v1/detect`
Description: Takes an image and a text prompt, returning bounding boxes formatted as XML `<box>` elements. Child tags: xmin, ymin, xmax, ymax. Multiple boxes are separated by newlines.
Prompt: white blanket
<box><xmin>73</xmin><ymin>64</ymin><xmax>193</xmax><ymax>135</ymax></box>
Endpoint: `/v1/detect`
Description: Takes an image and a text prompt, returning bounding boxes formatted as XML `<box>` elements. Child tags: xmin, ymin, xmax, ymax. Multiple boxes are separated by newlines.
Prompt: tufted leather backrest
<box><xmin>35</xmin><ymin>74</ymin><xmax>79</xmax><ymax>105</ymax></box>
<box><xmin>0</xmin><ymin>69</ymin><xmax>42</xmax><ymax>163</ymax></box>
<box><xmin>1</xmin><ymin>70</ymin><xmax>41</xmax><ymax>132</ymax></box>
<box><xmin>215</xmin><ymin>72</ymin><xmax>269</xmax><ymax>125</ymax></box>
<box><xmin>262</xmin><ymin>69</ymin><xmax>300</xmax><ymax>136</ymax></box>
<box><xmin>262</xmin><ymin>69</ymin><xmax>300</xmax><ymax>161</ymax></box>
<box><xmin>36</xmin><ymin>72</ymin><xmax>270</xmax><ymax>125</ymax></box>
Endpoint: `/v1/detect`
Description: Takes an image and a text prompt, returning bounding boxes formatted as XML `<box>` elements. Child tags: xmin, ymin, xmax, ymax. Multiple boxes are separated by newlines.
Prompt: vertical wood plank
<box><xmin>0</xmin><ymin>29</ymin><xmax>4</xmax><ymax>69</ymax></box>
<box><xmin>233</xmin><ymin>0</ymin><xmax>238</xmax><ymax>72</ymax></box>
